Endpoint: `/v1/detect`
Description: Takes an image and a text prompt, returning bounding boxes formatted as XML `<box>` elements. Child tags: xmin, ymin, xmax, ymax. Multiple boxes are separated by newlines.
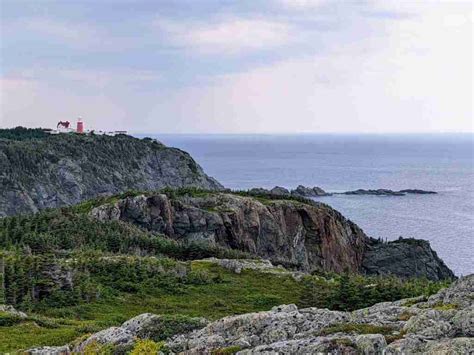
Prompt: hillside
<box><xmin>0</xmin><ymin>189</ymin><xmax>457</xmax><ymax>352</ymax></box>
<box><xmin>0</xmin><ymin>128</ymin><xmax>223</xmax><ymax>216</ymax></box>
<box><xmin>88</xmin><ymin>189</ymin><xmax>454</xmax><ymax>280</ymax></box>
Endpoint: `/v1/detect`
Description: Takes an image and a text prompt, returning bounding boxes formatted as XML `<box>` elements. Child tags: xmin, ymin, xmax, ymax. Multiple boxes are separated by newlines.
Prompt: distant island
<box><xmin>248</xmin><ymin>185</ymin><xmax>437</xmax><ymax>197</ymax></box>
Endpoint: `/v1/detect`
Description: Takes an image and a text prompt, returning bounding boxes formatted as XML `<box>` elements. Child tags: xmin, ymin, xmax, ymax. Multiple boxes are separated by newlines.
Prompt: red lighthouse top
<box><xmin>76</xmin><ymin>119</ymin><xmax>84</xmax><ymax>133</ymax></box>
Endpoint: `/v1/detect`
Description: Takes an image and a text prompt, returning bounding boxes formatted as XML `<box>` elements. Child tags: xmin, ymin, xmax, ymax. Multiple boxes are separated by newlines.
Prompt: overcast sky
<box><xmin>1</xmin><ymin>0</ymin><xmax>472</xmax><ymax>133</ymax></box>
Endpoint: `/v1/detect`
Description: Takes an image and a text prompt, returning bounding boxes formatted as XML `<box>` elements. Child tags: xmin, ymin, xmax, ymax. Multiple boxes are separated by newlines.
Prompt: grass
<box><xmin>0</xmin><ymin>262</ymin><xmax>302</xmax><ymax>353</ymax></box>
<box><xmin>0</xmin><ymin>321</ymin><xmax>84</xmax><ymax>353</ymax></box>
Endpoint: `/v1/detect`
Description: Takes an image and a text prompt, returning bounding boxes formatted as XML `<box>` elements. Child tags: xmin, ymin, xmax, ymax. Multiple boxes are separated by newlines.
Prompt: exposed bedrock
<box><xmin>38</xmin><ymin>274</ymin><xmax>472</xmax><ymax>354</ymax></box>
<box><xmin>90</xmin><ymin>193</ymin><xmax>454</xmax><ymax>280</ymax></box>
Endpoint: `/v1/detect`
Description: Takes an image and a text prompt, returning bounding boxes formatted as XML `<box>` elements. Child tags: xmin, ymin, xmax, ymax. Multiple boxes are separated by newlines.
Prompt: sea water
<box><xmin>143</xmin><ymin>133</ymin><xmax>473</xmax><ymax>276</ymax></box>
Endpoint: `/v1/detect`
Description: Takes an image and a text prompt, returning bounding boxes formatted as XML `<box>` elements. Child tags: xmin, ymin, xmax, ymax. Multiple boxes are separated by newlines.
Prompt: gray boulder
<box><xmin>26</xmin><ymin>346</ymin><xmax>70</xmax><ymax>355</ymax></box>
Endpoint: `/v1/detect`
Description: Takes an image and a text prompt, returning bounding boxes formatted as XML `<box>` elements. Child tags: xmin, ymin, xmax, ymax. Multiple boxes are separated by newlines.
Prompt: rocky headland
<box><xmin>0</xmin><ymin>131</ymin><xmax>222</xmax><ymax>216</ymax></box>
<box><xmin>90</xmin><ymin>191</ymin><xmax>454</xmax><ymax>280</ymax></box>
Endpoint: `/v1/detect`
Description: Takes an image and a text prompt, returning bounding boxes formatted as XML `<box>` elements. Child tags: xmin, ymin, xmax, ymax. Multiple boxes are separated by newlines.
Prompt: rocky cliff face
<box><xmin>89</xmin><ymin>192</ymin><xmax>454</xmax><ymax>279</ymax></box>
<box><xmin>362</xmin><ymin>238</ymin><xmax>455</xmax><ymax>281</ymax></box>
<box><xmin>0</xmin><ymin>134</ymin><xmax>222</xmax><ymax>216</ymax></box>
<box><xmin>91</xmin><ymin>193</ymin><xmax>367</xmax><ymax>274</ymax></box>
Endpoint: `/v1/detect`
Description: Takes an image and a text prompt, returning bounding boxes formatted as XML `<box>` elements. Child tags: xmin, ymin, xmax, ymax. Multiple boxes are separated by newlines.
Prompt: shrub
<box><xmin>83</xmin><ymin>340</ymin><xmax>115</xmax><ymax>355</ymax></box>
<box><xmin>211</xmin><ymin>346</ymin><xmax>242</xmax><ymax>354</ymax></box>
<box><xmin>131</xmin><ymin>339</ymin><xmax>165</xmax><ymax>354</ymax></box>
<box><xmin>0</xmin><ymin>311</ymin><xmax>23</xmax><ymax>326</ymax></box>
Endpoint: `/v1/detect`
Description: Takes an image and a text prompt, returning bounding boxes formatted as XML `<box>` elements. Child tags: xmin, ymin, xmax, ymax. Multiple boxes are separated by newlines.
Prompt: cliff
<box><xmin>90</xmin><ymin>191</ymin><xmax>454</xmax><ymax>279</ymax></box>
<box><xmin>0</xmin><ymin>132</ymin><xmax>222</xmax><ymax>216</ymax></box>
<box><xmin>90</xmin><ymin>192</ymin><xmax>368</xmax><ymax>274</ymax></box>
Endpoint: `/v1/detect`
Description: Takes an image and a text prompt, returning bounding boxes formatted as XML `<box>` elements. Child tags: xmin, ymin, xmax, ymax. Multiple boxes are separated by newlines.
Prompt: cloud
<box><xmin>153</xmin><ymin>16</ymin><xmax>294</xmax><ymax>54</ymax></box>
<box><xmin>278</xmin><ymin>0</ymin><xmax>327</xmax><ymax>10</ymax></box>
<box><xmin>1</xmin><ymin>1</ymin><xmax>472</xmax><ymax>133</ymax></box>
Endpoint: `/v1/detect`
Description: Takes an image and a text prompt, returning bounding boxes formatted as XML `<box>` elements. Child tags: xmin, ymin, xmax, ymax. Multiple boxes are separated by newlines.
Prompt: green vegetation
<box><xmin>0</xmin><ymin>127</ymin><xmax>50</xmax><ymax>141</ymax></box>
<box><xmin>0</xmin><ymin>192</ymin><xmax>452</xmax><ymax>352</ymax></box>
<box><xmin>432</xmin><ymin>302</ymin><xmax>458</xmax><ymax>311</ymax></box>
<box><xmin>299</xmin><ymin>272</ymin><xmax>449</xmax><ymax>311</ymax></box>
<box><xmin>211</xmin><ymin>345</ymin><xmax>243</xmax><ymax>354</ymax></box>
<box><xmin>131</xmin><ymin>340</ymin><xmax>165</xmax><ymax>355</ymax></box>
<box><xmin>0</xmin><ymin>261</ymin><xmax>302</xmax><ymax>352</ymax></box>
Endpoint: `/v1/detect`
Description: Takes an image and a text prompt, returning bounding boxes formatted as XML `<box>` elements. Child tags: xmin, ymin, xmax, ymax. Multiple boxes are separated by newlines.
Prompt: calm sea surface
<box><xmin>142</xmin><ymin>134</ymin><xmax>474</xmax><ymax>276</ymax></box>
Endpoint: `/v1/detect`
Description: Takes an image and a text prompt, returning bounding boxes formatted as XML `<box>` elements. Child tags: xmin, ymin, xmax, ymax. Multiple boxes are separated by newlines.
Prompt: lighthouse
<box><xmin>76</xmin><ymin>118</ymin><xmax>84</xmax><ymax>133</ymax></box>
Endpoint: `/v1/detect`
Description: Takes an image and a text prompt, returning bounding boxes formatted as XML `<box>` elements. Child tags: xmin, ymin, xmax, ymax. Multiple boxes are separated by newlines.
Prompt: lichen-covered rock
<box><xmin>74</xmin><ymin>327</ymin><xmax>134</xmax><ymax>352</ymax></box>
<box><xmin>198</xmin><ymin>258</ymin><xmax>306</xmax><ymax>280</ymax></box>
<box><xmin>165</xmin><ymin>275</ymin><xmax>473</xmax><ymax>354</ymax></box>
<box><xmin>0</xmin><ymin>304</ymin><xmax>27</xmax><ymax>318</ymax></box>
<box><xmin>41</xmin><ymin>275</ymin><xmax>473</xmax><ymax>354</ymax></box>
<box><xmin>26</xmin><ymin>345</ymin><xmax>70</xmax><ymax>355</ymax></box>
<box><xmin>74</xmin><ymin>313</ymin><xmax>209</xmax><ymax>352</ymax></box>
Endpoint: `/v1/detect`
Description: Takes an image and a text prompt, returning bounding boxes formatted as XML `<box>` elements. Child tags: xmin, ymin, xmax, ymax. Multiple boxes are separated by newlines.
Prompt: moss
<box><xmin>401</xmin><ymin>297</ymin><xmax>426</xmax><ymax>307</ymax></box>
<box><xmin>319</xmin><ymin>323</ymin><xmax>396</xmax><ymax>336</ymax></box>
<box><xmin>432</xmin><ymin>303</ymin><xmax>458</xmax><ymax>311</ymax></box>
<box><xmin>83</xmin><ymin>340</ymin><xmax>115</xmax><ymax>354</ymax></box>
<box><xmin>211</xmin><ymin>345</ymin><xmax>243</xmax><ymax>354</ymax></box>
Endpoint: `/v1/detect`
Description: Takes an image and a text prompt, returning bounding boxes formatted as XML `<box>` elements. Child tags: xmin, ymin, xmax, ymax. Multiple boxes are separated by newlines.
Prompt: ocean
<box><xmin>144</xmin><ymin>133</ymin><xmax>474</xmax><ymax>276</ymax></box>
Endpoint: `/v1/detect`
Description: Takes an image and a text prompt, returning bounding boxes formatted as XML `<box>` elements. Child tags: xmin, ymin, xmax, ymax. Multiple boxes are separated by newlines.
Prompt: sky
<box><xmin>0</xmin><ymin>0</ymin><xmax>472</xmax><ymax>134</ymax></box>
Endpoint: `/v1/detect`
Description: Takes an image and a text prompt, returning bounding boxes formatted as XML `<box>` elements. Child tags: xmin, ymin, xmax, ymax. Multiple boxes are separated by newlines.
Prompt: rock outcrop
<box><xmin>0</xmin><ymin>304</ymin><xmax>27</xmax><ymax>319</ymax></box>
<box><xmin>362</xmin><ymin>238</ymin><xmax>455</xmax><ymax>280</ymax></box>
<box><xmin>249</xmin><ymin>185</ymin><xmax>331</xmax><ymax>197</ymax></box>
<box><xmin>90</xmin><ymin>192</ymin><xmax>454</xmax><ymax>280</ymax></box>
<box><xmin>291</xmin><ymin>184</ymin><xmax>331</xmax><ymax>197</ymax></box>
<box><xmin>53</xmin><ymin>275</ymin><xmax>472</xmax><ymax>354</ymax></box>
<box><xmin>91</xmin><ymin>192</ymin><xmax>368</xmax><ymax>274</ymax></box>
<box><xmin>0</xmin><ymin>133</ymin><xmax>222</xmax><ymax>216</ymax></box>
<box><xmin>167</xmin><ymin>275</ymin><xmax>473</xmax><ymax>354</ymax></box>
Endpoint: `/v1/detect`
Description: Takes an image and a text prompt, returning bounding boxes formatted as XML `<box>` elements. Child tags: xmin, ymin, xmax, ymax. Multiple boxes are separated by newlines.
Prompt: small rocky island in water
<box><xmin>0</xmin><ymin>128</ymin><xmax>468</xmax><ymax>354</ymax></box>
<box><xmin>248</xmin><ymin>185</ymin><xmax>437</xmax><ymax>197</ymax></box>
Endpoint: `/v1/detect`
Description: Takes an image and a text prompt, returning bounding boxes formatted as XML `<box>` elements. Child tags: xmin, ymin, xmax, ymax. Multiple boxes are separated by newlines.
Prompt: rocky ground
<box><xmin>26</xmin><ymin>274</ymin><xmax>473</xmax><ymax>354</ymax></box>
